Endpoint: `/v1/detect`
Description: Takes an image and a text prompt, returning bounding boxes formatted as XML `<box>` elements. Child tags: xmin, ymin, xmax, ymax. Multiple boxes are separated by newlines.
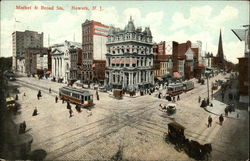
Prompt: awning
<box><xmin>45</xmin><ymin>71</ymin><xmax>51</xmax><ymax>74</ymax></box>
<box><xmin>173</xmin><ymin>72</ymin><xmax>181</xmax><ymax>78</ymax></box>
<box><xmin>157</xmin><ymin>77</ymin><xmax>163</xmax><ymax>81</ymax></box>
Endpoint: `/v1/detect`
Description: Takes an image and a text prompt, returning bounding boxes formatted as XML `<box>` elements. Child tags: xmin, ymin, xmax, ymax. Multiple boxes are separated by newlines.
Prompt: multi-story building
<box><xmin>166</xmin><ymin>40</ymin><xmax>203</xmax><ymax>79</ymax></box>
<box><xmin>153</xmin><ymin>41</ymin><xmax>173</xmax><ymax>81</ymax></box>
<box><xmin>51</xmin><ymin>40</ymin><xmax>81</xmax><ymax>83</ymax></box>
<box><xmin>81</xmin><ymin>19</ymin><xmax>109</xmax><ymax>84</ymax></box>
<box><xmin>24</xmin><ymin>48</ymin><xmax>48</xmax><ymax>75</ymax></box>
<box><xmin>232</xmin><ymin>26</ymin><xmax>249</xmax><ymax>105</ymax></box>
<box><xmin>12</xmin><ymin>30</ymin><xmax>43</xmax><ymax>73</ymax></box>
<box><xmin>105</xmin><ymin>17</ymin><xmax>154</xmax><ymax>91</ymax></box>
<box><xmin>70</xmin><ymin>48</ymin><xmax>82</xmax><ymax>80</ymax></box>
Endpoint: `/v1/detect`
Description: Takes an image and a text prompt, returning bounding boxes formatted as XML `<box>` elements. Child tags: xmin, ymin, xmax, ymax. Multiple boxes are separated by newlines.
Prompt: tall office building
<box><xmin>81</xmin><ymin>19</ymin><xmax>109</xmax><ymax>84</ymax></box>
<box><xmin>12</xmin><ymin>30</ymin><xmax>43</xmax><ymax>73</ymax></box>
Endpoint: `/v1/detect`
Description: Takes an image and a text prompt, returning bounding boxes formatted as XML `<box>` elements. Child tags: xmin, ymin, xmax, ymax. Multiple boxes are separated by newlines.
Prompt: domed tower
<box><xmin>125</xmin><ymin>16</ymin><xmax>135</xmax><ymax>32</ymax></box>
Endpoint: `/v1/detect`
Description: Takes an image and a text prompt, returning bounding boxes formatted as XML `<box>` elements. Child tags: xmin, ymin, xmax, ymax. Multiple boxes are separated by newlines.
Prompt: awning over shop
<box><xmin>45</xmin><ymin>71</ymin><xmax>51</xmax><ymax>74</ymax></box>
<box><xmin>157</xmin><ymin>77</ymin><xmax>163</xmax><ymax>81</ymax></box>
<box><xmin>173</xmin><ymin>72</ymin><xmax>181</xmax><ymax>78</ymax></box>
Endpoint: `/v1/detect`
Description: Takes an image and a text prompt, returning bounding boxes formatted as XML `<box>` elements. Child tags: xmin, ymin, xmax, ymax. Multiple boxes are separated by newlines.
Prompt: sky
<box><xmin>0</xmin><ymin>1</ymin><xmax>249</xmax><ymax>63</ymax></box>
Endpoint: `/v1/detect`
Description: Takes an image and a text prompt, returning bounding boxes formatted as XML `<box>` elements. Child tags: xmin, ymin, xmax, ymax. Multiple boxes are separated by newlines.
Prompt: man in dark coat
<box><xmin>219</xmin><ymin>114</ymin><xmax>224</xmax><ymax>125</ymax></box>
<box><xmin>208</xmin><ymin>116</ymin><xmax>212</xmax><ymax>127</ymax></box>
<box><xmin>55</xmin><ymin>96</ymin><xmax>58</xmax><ymax>103</ymax></box>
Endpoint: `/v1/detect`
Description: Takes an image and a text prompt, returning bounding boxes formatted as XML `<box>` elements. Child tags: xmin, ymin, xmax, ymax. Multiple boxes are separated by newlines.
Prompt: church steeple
<box><xmin>217</xmin><ymin>29</ymin><xmax>224</xmax><ymax>62</ymax></box>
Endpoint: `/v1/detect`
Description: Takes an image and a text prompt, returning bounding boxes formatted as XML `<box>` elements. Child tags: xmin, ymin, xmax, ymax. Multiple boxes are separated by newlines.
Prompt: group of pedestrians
<box><xmin>207</xmin><ymin>114</ymin><xmax>224</xmax><ymax>127</ymax></box>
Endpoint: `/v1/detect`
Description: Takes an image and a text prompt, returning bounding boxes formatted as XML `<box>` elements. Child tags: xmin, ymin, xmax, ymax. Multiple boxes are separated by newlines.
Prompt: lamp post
<box><xmin>205</xmin><ymin>72</ymin><xmax>210</xmax><ymax>104</ymax></box>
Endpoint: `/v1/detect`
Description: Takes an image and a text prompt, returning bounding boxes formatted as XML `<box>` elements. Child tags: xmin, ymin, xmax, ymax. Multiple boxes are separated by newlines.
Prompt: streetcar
<box><xmin>183</xmin><ymin>81</ymin><xmax>194</xmax><ymax>92</ymax></box>
<box><xmin>167</xmin><ymin>83</ymin><xmax>183</xmax><ymax>96</ymax></box>
<box><xmin>59</xmin><ymin>86</ymin><xmax>93</xmax><ymax>107</ymax></box>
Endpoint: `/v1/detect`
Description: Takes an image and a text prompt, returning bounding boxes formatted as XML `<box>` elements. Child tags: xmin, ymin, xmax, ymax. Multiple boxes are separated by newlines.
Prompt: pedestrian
<box><xmin>23</xmin><ymin>93</ymin><xmax>26</xmax><ymax>97</ymax></box>
<box><xmin>208</xmin><ymin>115</ymin><xmax>212</xmax><ymax>127</ymax></box>
<box><xmin>38</xmin><ymin>90</ymin><xmax>41</xmax><ymax>96</ymax></box>
<box><xmin>15</xmin><ymin>94</ymin><xmax>18</xmax><ymax>100</ymax></box>
<box><xmin>75</xmin><ymin>104</ymin><xmax>81</xmax><ymax>113</ymax></box>
<box><xmin>173</xmin><ymin>96</ymin><xmax>176</xmax><ymax>102</ymax></box>
<box><xmin>62</xmin><ymin>99</ymin><xmax>65</xmax><ymax>104</ymax></box>
<box><xmin>224</xmin><ymin>107</ymin><xmax>228</xmax><ymax>116</ymax></box>
<box><xmin>177</xmin><ymin>95</ymin><xmax>180</xmax><ymax>101</ymax></box>
<box><xmin>219</xmin><ymin>114</ymin><xmax>224</xmax><ymax>125</ymax></box>
<box><xmin>198</xmin><ymin>96</ymin><xmax>201</xmax><ymax>103</ymax></box>
<box><xmin>32</xmin><ymin>107</ymin><xmax>38</xmax><ymax>116</ymax></box>
<box><xmin>67</xmin><ymin>102</ymin><xmax>71</xmax><ymax>110</ymax></box>
<box><xmin>55</xmin><ymin>96</ymin><xmax>58</xmax><ymax>103</ymax></box>
<box><xmin>37</xmin><ymin>93</ymin><xmax>40</xmax><ymax>100</ymax></box>
<box><xmin>158</xmin><ymin>93</ymin><xmax>161</xmax><ymax>99</ymax></box>
<box><xmin>69</xmin><ymin>108</ymin><xmax>73</xmax><ymax>117</ymax></box>
<box><xmin>19</xmin><ymin>123</ymin><xmax>24</xmax><ymax>134</ymax></box>
<box><xmin>23</xmin><ymin>121</ymin><xmax>26</xmax><ymax>132</ymax></box>
<box><xmin>49</xmin><ymin>88</ymin><xmax>51</xmax><ymax>93</ymax></box>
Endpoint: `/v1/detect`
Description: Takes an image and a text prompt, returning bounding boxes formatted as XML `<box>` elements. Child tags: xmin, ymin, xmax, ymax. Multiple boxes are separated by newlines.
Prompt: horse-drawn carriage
<box><xmin>160</xmin><ymin>103</ymin><xmax>176</xmax><ymax>114</ymax></box>
<box><xmin>165</xmin><ymin>122</ymin><xmax>212</xmax><ymax>160</ymax></box>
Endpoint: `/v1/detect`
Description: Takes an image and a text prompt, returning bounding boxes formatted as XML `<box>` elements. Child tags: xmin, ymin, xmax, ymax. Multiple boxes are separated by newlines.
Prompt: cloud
<box><xmin>0</xmin><ymin>3</ymin><xmax>245</xmax><ymax>64</ymax></box>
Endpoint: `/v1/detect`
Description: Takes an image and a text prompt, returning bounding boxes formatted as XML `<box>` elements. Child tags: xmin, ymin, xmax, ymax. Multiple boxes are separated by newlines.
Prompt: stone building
<box><xmin>51</xmin><ymin>40</ymin><xmax>81</xmax><ymax>83</ymax></box>
<box><xmin>81</xmin><ymin>20</ymin><xmax>109</xmax><ymax>84</ymax></box>
<box><xmin>12</xmin><ymin>30</ymin><xmax>43</xmax><ymax>73</ymax></box>
<box><xmin>24</xmin><ymin>48</ymin><xmax>48</xmax><ymax>75</ymax></box>
<box><xmin>105</xmin><ymin>17</ymin><xmax>154</xmax><ymax>91</ymax></box>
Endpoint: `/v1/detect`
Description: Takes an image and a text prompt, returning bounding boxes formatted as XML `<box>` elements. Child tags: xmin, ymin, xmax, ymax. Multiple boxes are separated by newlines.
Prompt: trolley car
<box><xmin>183</xmin><ymin>81</ymin><xmax>194</xmax><ymax>92</ymax></box>
<box><xmin>167</xmin><ymin>83</ymin><xmax>183</xmax><ymax>96</ymax></box>
<box><xmin>59</xmin><ymin>86</ymin><xmax>93</xmax><ymax>107</ymax></box>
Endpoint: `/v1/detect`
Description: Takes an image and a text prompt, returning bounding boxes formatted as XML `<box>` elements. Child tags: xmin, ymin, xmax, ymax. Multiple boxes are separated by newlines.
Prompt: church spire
<box><xmin>217</xmin><ymin>29</ymin><xmax>224</xmax><ymax>62</ymax></box>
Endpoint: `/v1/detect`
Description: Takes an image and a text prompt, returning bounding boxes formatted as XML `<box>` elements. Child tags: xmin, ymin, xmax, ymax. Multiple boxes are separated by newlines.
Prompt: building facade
<box><xmin>70</xmin><ymin>48</ymin><xmax>82</xmax><ymax>80</ymax></box>
<box><xmin>153</xmin><ymin>41</ymin><xmax>173</xmax><ymax>80</ymax></box>
<box><xmin>12</xmin><ymin>30</ymin><xmax>43</xmax><ymax>73</ymax></box>
<box><xmin>232</xmin><ymin>26</ymin><xmax>250</xmax><ymax>104</ymax></box>
<box><xmin>24</xmin><ymin>48</ymin><xmax>48</xmax><ymax>75</ymax></box>
<box><xmin>51</xmin><ymin>40</ymin><xmax>81</xmax><ymax>83</ymax></box>
<box><xmin>81</xmin><ymin>20</ymin><xmax>109</xmax><ymax>84</ymax></box>
<box><xmin>105</xmin><ymin>17</ymin><xmax>154</xmax><ymax>91</ymax></box>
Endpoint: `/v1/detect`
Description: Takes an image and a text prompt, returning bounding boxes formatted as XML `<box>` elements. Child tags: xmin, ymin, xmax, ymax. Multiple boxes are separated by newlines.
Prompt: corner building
<box><xmin>105</xmin><ymin>17</ymin><xmax>154</xmax><ymax>91</ymax></box>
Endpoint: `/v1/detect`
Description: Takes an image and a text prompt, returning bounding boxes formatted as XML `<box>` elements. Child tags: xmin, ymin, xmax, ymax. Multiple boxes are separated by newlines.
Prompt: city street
<box><xmin>10</xmin><ymin>74</ymin><xmax>249</xmax><ymax>160</ymax></box>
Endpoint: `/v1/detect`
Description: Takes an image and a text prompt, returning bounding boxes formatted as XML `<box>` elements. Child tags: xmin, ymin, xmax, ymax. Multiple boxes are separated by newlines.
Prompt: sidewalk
<box><xmin>204</xmin><ymin>99</ymin><xmax>248</xmax><ymax>120</ymax></box>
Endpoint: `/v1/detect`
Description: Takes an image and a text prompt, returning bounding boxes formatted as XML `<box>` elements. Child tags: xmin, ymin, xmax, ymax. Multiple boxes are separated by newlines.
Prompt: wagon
<box><xmin>165</xmin><ymin>122</ymin><xmax>212</xmax><ymax>160</ymax></box>
<box><xmin>113</xmin><ymin>89</ymin><xmax>123</xmax><ymax>99</ymax></box>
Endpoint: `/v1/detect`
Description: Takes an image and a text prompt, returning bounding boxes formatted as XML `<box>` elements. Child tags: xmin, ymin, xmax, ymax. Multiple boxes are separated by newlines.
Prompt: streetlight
<box><xmin>205</xmin><ymin>72</ymin><xmax>210</xmax><ymax>105</ymax></box>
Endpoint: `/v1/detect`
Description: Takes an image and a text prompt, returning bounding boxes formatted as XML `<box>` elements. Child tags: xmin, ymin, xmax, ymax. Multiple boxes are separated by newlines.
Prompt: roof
<box><xmin>168</xmin><ymin>122</ymin><xmax>185</xmax><ymax>130</ymax></box>
<box><xmin>60</xmin><ymin>86</ymin><xmax>92</xmax><ymax>96</ymax></box>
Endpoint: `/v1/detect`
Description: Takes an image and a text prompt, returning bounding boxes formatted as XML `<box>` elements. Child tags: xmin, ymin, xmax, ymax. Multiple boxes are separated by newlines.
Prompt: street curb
<box><xmin>203</xmin><ymin>106</ymin><xmax>243</xmax><ymax>120</ymax></box>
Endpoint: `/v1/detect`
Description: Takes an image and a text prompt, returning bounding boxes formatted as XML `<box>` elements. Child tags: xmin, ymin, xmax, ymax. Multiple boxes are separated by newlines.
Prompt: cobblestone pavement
<box><xmin>10</xmin><ymin>74</ymin><xmax>249</xmax><ymax>160</ymax></box>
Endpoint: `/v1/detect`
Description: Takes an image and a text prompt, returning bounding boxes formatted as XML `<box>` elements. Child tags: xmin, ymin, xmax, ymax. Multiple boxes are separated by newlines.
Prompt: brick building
<box><xmin>153</xmin><ymin>41</ymin><xmax>172</xmax><ymax>81</ymax></box>
<box><xmin>81</xmin><ymin>19</ymin><xmax>109</xmax><ymax>84</ymax></box>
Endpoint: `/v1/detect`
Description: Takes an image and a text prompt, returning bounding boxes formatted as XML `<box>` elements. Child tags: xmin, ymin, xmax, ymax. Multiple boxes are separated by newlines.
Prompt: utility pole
<box><xmin>206</xmin><ymin>73</ymin><xmax>210</xmax><ymax>104</ymax></box>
